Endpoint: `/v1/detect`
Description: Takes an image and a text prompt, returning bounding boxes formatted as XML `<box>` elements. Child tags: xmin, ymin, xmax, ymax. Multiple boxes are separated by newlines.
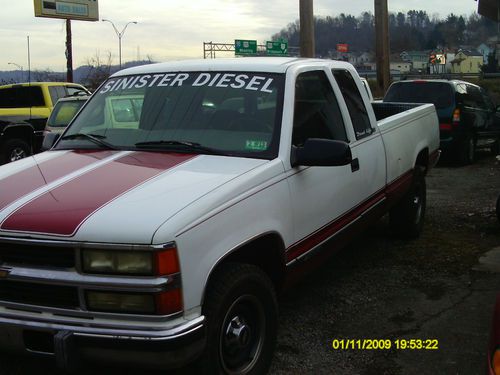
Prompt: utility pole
<box><xmin>66</xmin><ymin>19</ymin><xmax>73</xmax><ymax>83</ymax></box>
<box><xmin>299</xmin><ymin>0</ymin><xmax>315</xmax><ymax>57</ymax></box>
<box><xmin>374</xmin><ymin>0</ymin><xmax>390</xmax><ymax>93</ymax></box>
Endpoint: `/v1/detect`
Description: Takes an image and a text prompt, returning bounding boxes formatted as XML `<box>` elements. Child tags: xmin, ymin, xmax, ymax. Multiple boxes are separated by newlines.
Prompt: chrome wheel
<box><xmin>10</xmin><ymin>147</ymin><xmax>28</xmax><ymax>162</ymax></box>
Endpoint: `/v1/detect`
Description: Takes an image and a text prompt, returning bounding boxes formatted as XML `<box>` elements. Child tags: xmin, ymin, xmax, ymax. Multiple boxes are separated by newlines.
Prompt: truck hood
<box><xmin>0</xmin><ymin>150</ymin><xmax>268</xmax><ymax>243</ymax></box>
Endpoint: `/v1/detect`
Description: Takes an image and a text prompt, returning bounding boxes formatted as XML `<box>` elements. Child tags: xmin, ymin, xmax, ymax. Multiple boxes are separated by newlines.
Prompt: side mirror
<box><xmin>291</xmin><ymin>138</ymin><xmax>352</xmax><ymax>167</ymax></box>
<box><xmin>41</xmin><ymin>132</ymin><xmax>60</xmax><ymax>151</ymax></box>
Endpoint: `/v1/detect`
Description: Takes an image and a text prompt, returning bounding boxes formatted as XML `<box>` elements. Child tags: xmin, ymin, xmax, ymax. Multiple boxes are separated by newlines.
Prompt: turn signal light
<box><xmin>155</xmin><ymin>247</ymin><xmax>180</xmax><ymax>275</ymax></box>
<box><xmin>452</xmin><ymin>108</ymin><xmax>461</xmax><ymax>125</ymax></box>
<box><xmin>493</xmin><ymin>348</ymin><xmax>500</xmax><ymax>374</ymax></box>
<box><xmin>156</xmin><ymin>288</ymin><xmax>183</xmax><ymax>315</ymax></box>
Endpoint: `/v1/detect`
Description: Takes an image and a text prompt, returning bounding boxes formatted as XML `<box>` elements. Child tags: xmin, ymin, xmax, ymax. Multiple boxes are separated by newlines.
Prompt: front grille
<box><xmin>0</xmin><ymin>280</ymin><xmax>79</xmax><ymax>309</ymax></box>
<box><xmin>0</xmin><ymin>243</ymin><xmax>75</xmax><ymax>268</ymax></box>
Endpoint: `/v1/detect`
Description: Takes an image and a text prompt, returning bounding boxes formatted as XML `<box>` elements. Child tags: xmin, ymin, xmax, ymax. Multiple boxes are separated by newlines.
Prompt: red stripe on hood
<box><xmin>0</xmin><ymin>151</ymin><xmax>116</xmax><ymax>211</ymax></box>
<box><xmin>1</xmin><ymin>152</ymin><xmax>196</xmax><ymax>236</ymax></box>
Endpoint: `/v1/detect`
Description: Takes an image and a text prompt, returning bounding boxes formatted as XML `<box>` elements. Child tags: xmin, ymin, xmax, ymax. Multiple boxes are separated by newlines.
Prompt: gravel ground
<box><xmin>0</xmin><ymin>153</ymin><xmax>499</xmax><ymax>375</ymax></box>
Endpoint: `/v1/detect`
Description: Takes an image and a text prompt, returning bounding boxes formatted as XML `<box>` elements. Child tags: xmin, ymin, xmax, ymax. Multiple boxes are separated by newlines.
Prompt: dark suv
<box><xmin>384</xmin><ymin>79</ymin><xmax>500</xmax><ymax>164</ymax></box>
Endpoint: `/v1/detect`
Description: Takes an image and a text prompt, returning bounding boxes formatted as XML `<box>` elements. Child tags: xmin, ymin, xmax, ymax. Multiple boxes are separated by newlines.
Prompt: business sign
<box><xmin>429</xmin><ymin>53</ymin><xmax>446</xmax><ymax>65</ymax></box>
<box><xmin>34</xmin><ymin>0</ymin><xmax>99</xmax><ymax>21</ymax></box>
<box><xmin>266</xmin><ymin>41</ymin><xmax>288</xmax><ymax>56</ymax></box>
<box><xmin>337</xmin><ymin>44</ymin><xmax>349</xmax><ymax>53</ymax></box>
<box><xmin>235</xmin><ymin>40</ymin><xmax>257</xmax><ymax>55</ymax></box>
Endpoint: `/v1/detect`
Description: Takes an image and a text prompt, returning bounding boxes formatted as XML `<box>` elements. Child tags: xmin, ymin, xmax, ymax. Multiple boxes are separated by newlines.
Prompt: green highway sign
<box><xmin>235</xmin><ymin>40</ymin><xmax>257</xmax><ymax>55</ymax></box>
<box><xmin>266</xmin><ymin>41</ymin><xmax>288</xmax><ymax>56</ymax></box>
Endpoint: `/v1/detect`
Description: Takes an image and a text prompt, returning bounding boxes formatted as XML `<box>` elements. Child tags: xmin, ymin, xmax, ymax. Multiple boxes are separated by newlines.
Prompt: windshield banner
<box><xmin>100</xmin><ymin>73</ymin><xmax>275</xmax><ymax>94</ymax></box>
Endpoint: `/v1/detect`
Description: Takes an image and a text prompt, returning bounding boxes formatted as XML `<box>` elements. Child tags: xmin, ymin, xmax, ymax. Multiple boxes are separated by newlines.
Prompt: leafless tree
<box><xmin>82</xmin><ymin>50</ymin><xmax>113</xmax><ymax>91</ymax></box>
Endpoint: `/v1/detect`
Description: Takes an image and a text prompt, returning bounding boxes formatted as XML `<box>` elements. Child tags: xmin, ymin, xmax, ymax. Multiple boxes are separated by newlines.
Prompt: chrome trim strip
<box><xmin>1</xmin><ymin>266</ymin><xmax>178</xmax><ymax>291</ymax></box>
<box><xmin>0</xmin><ymin>236</ymin><xmax>176</xmax><ymax>252</ymax></box>
<box><xmin>0</xmin><ymin>314</ymin><xmax>205</xmax><ymax>339</ymax></box>
<box><xmin>286</xmin><ymin>197</ymin><xmax>386</xmax><ymax>267</ymax></box>
<box><xmin>0</xmin><ymin>303</ymin><xmax>183</xmax><ymax>325</ymax></box>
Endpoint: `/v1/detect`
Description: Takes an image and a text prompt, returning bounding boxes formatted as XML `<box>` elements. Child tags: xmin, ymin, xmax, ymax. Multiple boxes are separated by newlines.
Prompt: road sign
<box><xmin>34</xmin><ymin>0</ymin><xmax>99</xmax><ymax>21</ymax></box>
<box><xmin>266</xmin><ymin>41</ymin><xmax>288</xmax><ymax>56</ymax></box>
<box><xmin>235</xmin><ymin>40</ymin><xmax>257</xmax><ymax>55</ymax></box>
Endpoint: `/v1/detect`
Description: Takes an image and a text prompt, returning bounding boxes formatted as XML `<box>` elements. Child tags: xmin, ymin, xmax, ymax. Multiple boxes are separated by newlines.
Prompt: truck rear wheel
<box><xmin>199</xmin><ymin>262</ymin><xmax>277</xmax><ymax>374</ymax></box>
<box><xmin>458</xmin><ymin>133</ymin><xmax>475</xmax><ymax>165</ymax></box>
<box><xmin>390</xmin><ymin>167</ymin><xmax>426</xmax><ymax>238</ymax></box>
<box><xmin>1</xmin><ymin>139</ymin><xmax>31</xmax><ymax>164</ymax></box>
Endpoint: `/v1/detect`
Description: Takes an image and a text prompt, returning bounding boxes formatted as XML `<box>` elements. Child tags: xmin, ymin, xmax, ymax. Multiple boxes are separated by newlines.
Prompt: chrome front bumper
<box><xmin>0</xmin><ymin>314</ymin><xmax>206</xmax><ymax>370</ymax></box>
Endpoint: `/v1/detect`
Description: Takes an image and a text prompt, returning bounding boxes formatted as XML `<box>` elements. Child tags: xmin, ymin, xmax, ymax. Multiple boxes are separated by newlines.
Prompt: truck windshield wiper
<box><xmin>134</xmin><ymin>140</ymin><xmax>227</xmax><ymax>155</ymax></box>
<box><xmin>61</xmin><ymin>133</ymin><xmax>118</xmax><ymax>150</ymax></box>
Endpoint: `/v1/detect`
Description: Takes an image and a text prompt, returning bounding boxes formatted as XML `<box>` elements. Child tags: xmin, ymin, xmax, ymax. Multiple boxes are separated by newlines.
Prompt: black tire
<box><xmin>390</xmin><ymin>167</ymin><xmax>426</xmax><ymax>238</ymax></box>
<box><xmin>496</xmin><ymin>195</ymin><xmax>500</xmax><ymax>223</ymax></box>
<box><xmin>491</xmin><ymin>139</ymin><xmax>500</xmax><ymax>156</ymax></box>
<box><xmin>458</xmin><ymin>133</ymin><xmax>475</xmax><ymax>165</ymax></box>
<box><xmin>0</xmin><ymin>139</ymin><xmax>31</xmax><ymax>164</ymax></box>
<box><xmin>199</xmin><ymin>262</ymin><xmax>278</xmax><ymax>375</ymax></box>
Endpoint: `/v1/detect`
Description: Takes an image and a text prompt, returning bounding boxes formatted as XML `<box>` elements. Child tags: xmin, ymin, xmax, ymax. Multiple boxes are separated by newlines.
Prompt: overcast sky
<box><xmin>0</xmin><ymin>1</ymin><xmax>479</xmax><ymax>72</ymax></box>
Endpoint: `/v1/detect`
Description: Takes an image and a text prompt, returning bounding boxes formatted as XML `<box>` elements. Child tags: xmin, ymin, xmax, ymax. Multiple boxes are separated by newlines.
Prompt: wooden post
<box><xmin>66</xmin><ymin>19</ymin><xmax>73</xmax><ymax>83</ymax></box>
<box><xmin>299</xmin><ymin>0</ymin><xmax>315</xmax><ymax>57</ymax></box>
<box><xmin>374</xmin><ymin>0</ymin><xmax>390</xmax><ymax>93</ymax></box>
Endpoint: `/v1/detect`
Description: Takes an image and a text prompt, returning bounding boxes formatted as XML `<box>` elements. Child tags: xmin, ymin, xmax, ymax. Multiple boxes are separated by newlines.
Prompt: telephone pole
<box><xmin>299</xmin><ymin>0</ymin><xmax>315</xmax><ymax>57</ymax></box>
<box><xmin>374</xmin><ymin>0</ymin><xmax>390</xmax><ymax>93</ymax></box>
<box><xmin>66</xmin><ymin>20</ymin><xmax>73</xmax><ymax>83</ymax></box>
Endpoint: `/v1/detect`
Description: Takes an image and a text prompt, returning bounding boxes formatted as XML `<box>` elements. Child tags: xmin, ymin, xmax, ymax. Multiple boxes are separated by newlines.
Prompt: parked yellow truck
<box><xmin>0</xmin><ymin>82</ymin><xmax>89</xmax><ymax>164</ymax></box>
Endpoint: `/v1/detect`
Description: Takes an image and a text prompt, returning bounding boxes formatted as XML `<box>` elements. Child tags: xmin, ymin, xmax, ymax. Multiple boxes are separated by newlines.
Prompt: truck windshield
<box><xmin>56</xmin><ymin>72</ymin><xmax>285</xmax><ymax>159</ymax></box>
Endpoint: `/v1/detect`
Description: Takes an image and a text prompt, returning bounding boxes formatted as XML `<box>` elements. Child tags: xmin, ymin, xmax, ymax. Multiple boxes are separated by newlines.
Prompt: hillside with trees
<box><xmin>272</xmin><ymin>11</ymin><xmax>498</xmax><ymax>56</ymax></box>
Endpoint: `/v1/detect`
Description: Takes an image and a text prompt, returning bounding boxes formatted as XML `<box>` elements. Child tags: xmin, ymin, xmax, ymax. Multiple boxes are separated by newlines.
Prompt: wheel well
<box><xmin>415</xmin><ymin>148</ymin><xmax>429</xmax><ymax>174</ymax></box>
<box><xmin>205</xmin><ymin>233</ymin><xmax>286</xmax><ymax>298</ymax></box>
<box><xmin>2</xmin><ymin>125</ymin><xmax>33</xmax><ymax>144</ymax></box>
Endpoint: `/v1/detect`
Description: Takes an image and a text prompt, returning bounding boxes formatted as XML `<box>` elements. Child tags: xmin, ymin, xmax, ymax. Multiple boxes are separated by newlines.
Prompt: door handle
<box><xmin>351</xmin><ymin>158</ymin><xmax>360</xmax><ymax>172</ymax></box>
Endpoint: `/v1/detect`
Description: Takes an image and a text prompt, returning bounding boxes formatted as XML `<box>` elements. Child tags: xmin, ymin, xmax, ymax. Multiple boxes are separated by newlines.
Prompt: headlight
<box><xmin>86</xmin><ymin>289</ymin><xmax>183</xmax><ymax>315</ymax></box>
<box><xmin>81</xmin><ymin>247</ymin><xmax>180</xmax><ymax>276</ymax></box>
<box><xmin>86</xmin><ymin>291</ymin><xmax>155</xmax><ymax>314</ymax></box>
<box><xmin>82</xmin><ymin>250</ymin><xmax>153</xmax><ymax>275</ymax></box>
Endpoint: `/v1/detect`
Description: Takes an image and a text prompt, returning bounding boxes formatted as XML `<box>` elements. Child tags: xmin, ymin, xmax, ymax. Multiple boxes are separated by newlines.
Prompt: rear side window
<box><xmin>333</xmin><ymin>69</ymin><xmax>373</xmax><ymax>139</ymax></box>
<box><xmin>384</xmin><ymin>82</ymin><xmax>454</xmax><ymax>110</ymax></box>
<box><xmin>47</xmin><ymin>100</ymin><xmax>86</xmax><ymax>127</ymax></box>
<box><xmin>49</xmin><ymin>86</ymin><xmax>68</xmax><ymax>105</ymax></box>
<box><xmin>292</xmin><ymin>70</ymin><xmax>347</xmax><ymax>146</ymax></box>
<box><xmin>0</xmin><ymin>86</ymin><xmax>45</xmax><ymax>108</ymax></box>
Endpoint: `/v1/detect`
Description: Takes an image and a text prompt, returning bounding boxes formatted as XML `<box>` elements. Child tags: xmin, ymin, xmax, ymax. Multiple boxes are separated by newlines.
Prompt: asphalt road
<box><xmin>0</xmin><ymin>153</ymin><xmax>499</xmax><ymax>375</ymax></box>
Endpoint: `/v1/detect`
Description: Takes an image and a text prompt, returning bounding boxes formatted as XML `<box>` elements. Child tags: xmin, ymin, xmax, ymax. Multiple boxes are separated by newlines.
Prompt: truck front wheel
<box><xmin>1</xmin><ymin>139</ymin><xmax>31</xmax><ymax>164</ymax></box>
<box><xmin>200</xmin><ymin>262</ymin><xmax>278</xmax><ymax>374</ymax></box>
<box><xmin>390</xmin><ymin>167</ymin><xmax>426</xmax><ymax>238</ymax></box>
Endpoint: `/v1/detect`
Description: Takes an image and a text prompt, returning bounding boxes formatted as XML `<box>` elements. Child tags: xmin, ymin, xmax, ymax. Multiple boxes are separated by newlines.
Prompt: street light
<box><xmin>8</xmin><ymin>62</ymin><xmax>24</xmax><ymax>82</ymax></box>
<box><xmin>102</xmin><ymin>19</ymin><xmax>138</xmax><ymax>70</ymax></box>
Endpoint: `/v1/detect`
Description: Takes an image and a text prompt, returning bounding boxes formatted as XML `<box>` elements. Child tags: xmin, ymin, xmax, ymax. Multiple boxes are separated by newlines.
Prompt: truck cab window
<box><xmin>332</xmin><ymin>69</ymin><xmax>373</xmax><ymax>140</ymax></box>
<box><xmin>292</xmin><ymin>70</ymin><xmax>347</xmax><ymax>146</ymax></box>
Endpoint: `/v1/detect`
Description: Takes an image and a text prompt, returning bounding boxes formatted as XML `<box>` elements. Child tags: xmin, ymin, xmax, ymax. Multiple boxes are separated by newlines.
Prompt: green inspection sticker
<box><xmin>245</xmin><ymin>140</ymin><xmax>268</xmax><ymax>151</ymax></box>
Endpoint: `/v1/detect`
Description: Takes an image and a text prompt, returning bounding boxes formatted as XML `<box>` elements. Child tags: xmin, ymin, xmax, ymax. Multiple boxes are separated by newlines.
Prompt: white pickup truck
<box><xmin>0</xmin><ymin>58</ymin><xmax>439</xmax><ymax>373</ymax></box>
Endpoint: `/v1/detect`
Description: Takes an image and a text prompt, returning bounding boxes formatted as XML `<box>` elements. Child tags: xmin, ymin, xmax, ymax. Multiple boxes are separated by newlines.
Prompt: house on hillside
<box><xmin>390</xmin><ymin>56</ymin><xmax>412</xmax><ymax>74</ymax></box>
<box><xmin>450</xmin><ymin>49</ymin><xmax>483</xmax><ymax>74</ymax></box>
<box><xmin>400</xmin><ymin>50</ymin><xmax>430</xmax><ymax>72</ymax></box>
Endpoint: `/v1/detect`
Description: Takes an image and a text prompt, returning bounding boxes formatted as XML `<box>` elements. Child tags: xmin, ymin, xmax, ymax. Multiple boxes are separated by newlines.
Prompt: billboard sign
<box><xmin>337</xmin><ymin>44</ymin><xmax>349</xmax><ymax>53</ymax></box>
<box><xmin>34</xmin><ymin>0</ymin><xmax>99</xmax><ymax>21</ymax></box>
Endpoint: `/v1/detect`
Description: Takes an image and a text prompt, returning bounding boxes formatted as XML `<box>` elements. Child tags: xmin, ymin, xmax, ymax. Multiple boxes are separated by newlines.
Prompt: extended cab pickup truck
<box><xmin>0</xmin><ymin>58</ymin><xmax>439</xmax><ymax>373</ymax></box>
<box><xmin>0</xmin><ymin>82</ymin><xmax>89</xmax><ymax>164</ymax></box>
